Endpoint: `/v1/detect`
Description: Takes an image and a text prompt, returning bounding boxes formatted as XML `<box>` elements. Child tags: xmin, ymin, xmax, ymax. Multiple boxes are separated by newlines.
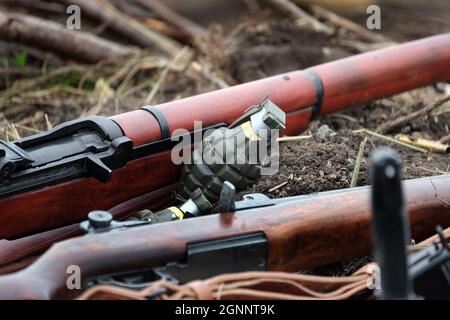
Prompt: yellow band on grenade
<box><xmin>241</xmin><ymin>121</ymin><xmax>261</xmax><ymax>141</ymax></box>
<box><xmin>167</xmin><ymin>206</ymin><xmax>184</xmax><ymax>220</ymax></box>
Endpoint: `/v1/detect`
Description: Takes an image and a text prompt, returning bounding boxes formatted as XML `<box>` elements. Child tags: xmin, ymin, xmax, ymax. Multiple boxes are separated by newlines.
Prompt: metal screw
<box><xmin>88</xmin><ymin>211</ymin><xmax>113</xmax><ymax>229</ymax></box>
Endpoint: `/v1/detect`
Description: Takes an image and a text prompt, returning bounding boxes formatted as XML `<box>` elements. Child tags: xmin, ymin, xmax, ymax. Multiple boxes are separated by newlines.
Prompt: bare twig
<box><xmin>109</xmin><ymin>0</ymin><xmax>156</xmax><ymax>19</ymax></box>
<box><xmin>82</xmin><ymin>78</ymin><xmax>115</xmax><ymax>116</ymax></box>
<box><xmin>224</xmin><ymin>9</ymin><xmax>271</xmax><ymax>47</ymax></box>
<box><xmin>2</xmin><ymin>0</ymin><xmax>66</xmax><ymax>14</ymax></box>
<box><xmin>189</xmin><ymin>61</ymin><xmax>230</xmax><ymax>89</ymax></box>
<box><xmin>308</xmin><ymin>5</ymin><xmax>392</xmax><ymax>43</ymax></box>
<box><xmin>44</xmin><ymin>113</ymin><xmax>53</xmax><ymax>130</ymax></box>
<box><xmin>335</xmin><ymin>39</ymin><xmax>392</xmax><ymax>53</ymax></box>
<box><xmin>144</xmin><ymin>47</ymin><xmax>191</xmax><ymax>104</ymax></box>
<box><xmin>277</xmin><ymin>134</ymin><xmax>312</xmax><ymax>142</ymax></box>
<box><xmin>0</xmin><ymin>10</ymin><xmax>133</xmax><ymax>63</ymax></box>
<box><xmin>14</xmin><ymin>111</ymin><xmax>44</xmax><ymax>127</ymax></box>
<box><xmin>11</xmin><ymin>123</ymin><xmax>40</xmax><ymax>134</ymax></box>
<box><xmin>133</xmin><ymin>0</ymin><xmax>210</xmax><ymax>39</ymax></box>
<box><xmin>354</xmin><ymin>129</ymin><xmax>428</xmax><ymax>153</ymax></box>
<box><xmin>57</xmin><ymin>0</ymin><xmax>181</xmax><ymax>55</ymax></box>
<box><xmin>268</xmin><ymin>181</ymin><xmax>288</xmax><ymax>192</ymax></box>
<box><xmin>0</xmin><ymin>40</ymin><xmax>65</xmax><ymax>67</ymax></box>
<box><xmin>243</xmin><ymin>0</ymin><xmax>263</xmax><ymax>14</ymax></box>
<box><xmin>8</xmin><ymin>123</ymin><xmax>21</xmax><ymax>140</ymax></box>
<box><xmin>440</xmin><ymin>133</ymin><xmax>450</xmax><ymax>144</ymax></box>
<box><xmin>78</xmin><ymin>56</ymin><xmax>130</xmax><ymax>89</ymax></box>
<box><xmin>350</xmin><ymin>137</ymin><xmax>367</xmax><ymax>188</ymax></box>
<box><xmin>0</xmin><ymin>65</ymin><xmax>88</xmax><ymax>106</ymax></box>
<box><xmin>143</xmin><ymin>19</ymin><xmax>190</xmax><ymax>41</ymax></box>
<box><xmin>260</xmin><ymin>0</ymin><xmax>333</xmax><ymax>34</ymax></box>
<box><xmin>0</xmin><ymin>67</ymin><xmax>43</xmax><ymax>77</ymax></box>
<box><xmin>329</xmin><ymin>113</ymin><xmax>359</xmax><ymax>123</ymax></box>
<box><xmin>378</xmin><ymin>95</ymin><xmax>450</xmax><ymax>133</ymax></box>
<box><xmin>418</xmin><ymin>166</ymin><xmax>448</xmax><ymax>175</ymax></box>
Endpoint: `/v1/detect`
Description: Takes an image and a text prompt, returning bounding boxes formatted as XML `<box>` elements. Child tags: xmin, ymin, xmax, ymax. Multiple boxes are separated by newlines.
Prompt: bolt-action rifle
<box><xmin>0</xmin><ymin>34</ymin><xmax>450</xmax><ymax>239</ymax></box>
<box><xmin>0</xmin><ymin>174</ymin><xmax>448</xmax><ymax>299</ymax></box>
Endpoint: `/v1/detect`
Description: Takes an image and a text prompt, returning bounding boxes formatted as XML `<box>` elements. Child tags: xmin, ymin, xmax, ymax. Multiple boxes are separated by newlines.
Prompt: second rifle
<box><xmin>0</xmin><ymin>174</ymin><xmax>448</xmax><ymax>299</ymax></box>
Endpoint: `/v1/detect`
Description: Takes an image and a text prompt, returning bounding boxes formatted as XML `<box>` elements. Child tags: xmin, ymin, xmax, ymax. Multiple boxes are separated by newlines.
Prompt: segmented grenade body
<box><xmin>178</xmin><ymin>99</ymin><xmax>286</xmax><ymax>208</ymax></box>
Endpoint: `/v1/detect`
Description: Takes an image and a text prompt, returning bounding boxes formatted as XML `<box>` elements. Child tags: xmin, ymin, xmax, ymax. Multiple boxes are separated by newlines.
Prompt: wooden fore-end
<box><xmin>0</xmin><ymin>183</ymin><xmax>178</xmax><ymax>268</ymax></box>
<box><xmin>0</xmin><ymin>151</ymin><xmax>180</xmax><ymax>239</ymax></box>
<box><xmin>0</xmin><ymin>175</ymin><xmax>448</xmax><ymax>299</ymax></box>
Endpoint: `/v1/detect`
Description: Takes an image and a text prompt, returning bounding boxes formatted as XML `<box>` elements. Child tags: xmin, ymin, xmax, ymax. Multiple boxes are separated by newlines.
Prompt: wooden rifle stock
<box><xmin>0</xmin><ymin>175</ymin><xmax>448</xmax><ymax>300</ymax></box>
<box><xmin>0</xmin><ymin>183</ymin><xmax>177</xmax><ymax>269</ymax></box>
<box><xmin>0</xmin><ymin>34</ymin><xmax>449</xmax><ymax>239</ymax></box>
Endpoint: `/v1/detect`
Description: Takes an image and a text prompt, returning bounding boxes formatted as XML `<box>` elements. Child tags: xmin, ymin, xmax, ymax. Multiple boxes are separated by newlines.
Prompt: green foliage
<box><xmin>12</xmin><ymin>51</ymin><xmax>28</xmax><ymax>68</ymax></box>
<box><xmin>55</xmin><ymin>72</ymin><xmax>95</xmax><ymax>91</ymax></box>
<box><xmin>1</xmin><ymin>51</ymin><xmax>28</xmax><ymax>89</ymax></box>
<box><xmin>58</xmin><ymin>73</ymin><xmax>82</xmax><ymax>87</ymax></box>
<box><xmin>81</xmin><ymin>80</ymin><xmax>96</xmax><ymax>91</ymax></box>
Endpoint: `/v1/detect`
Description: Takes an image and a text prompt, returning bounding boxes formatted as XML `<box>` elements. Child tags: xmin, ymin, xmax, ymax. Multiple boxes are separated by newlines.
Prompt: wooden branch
<box><xmin>143</xmin><ymin>19</ymin><xmax>191</xmax><ymax>41</ymax></box>
<box><xmin>0</xmin><ymin>10</ymin><xmax>133</xmax><ymax>63</ymax></box>
<box><xmin>0</xmin><ymin>40</ymin><xmax>65</xmax><ymax>66</ymax></box>
<box><xmin>133</xmin><ymin>0</ymin><xmax>210</xmax><ymax>39</ymax></box>
<box><xmin>440</xmin><ymin>133</ymin><xmax>450</xmax><ymax>144</ymax></box>
<box><xmin>1</xmin><ymin>0</ymin><xmax>66</xmax><ymax>14</ymax></box>
<box><xmin>260</xmin><ymin>0</ymin><xmax>333</xmax><ymax>34</ymax></box>
<box><xmin>109</xmin><ymin>0</ymin><xmax>157</xmax><ymax>19</ymax></box>
<box><xmin>57</xmin><ymin>0</ymin><xmax>181</xmax><ymax>55</ymax></box>
<box><xmin>0</xmin><ymin>67</ymin><xmax>43</xmax><ymax>77</ymax></box>
<box><xmin>377</xmin><ymin>95</ymin><xmax>450</xmax><ymax>133</ymax></box>
<box><xmin>308</xmin><ymin>5</ymin><xmax>391</xmax><ymax>43</ymax></box>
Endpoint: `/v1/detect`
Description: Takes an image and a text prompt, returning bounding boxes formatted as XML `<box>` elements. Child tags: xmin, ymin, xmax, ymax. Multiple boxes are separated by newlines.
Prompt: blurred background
<box><xmin>163</xmin><ymin>0</ymin><xmax>450</xmax><ymax>39</ymax></box>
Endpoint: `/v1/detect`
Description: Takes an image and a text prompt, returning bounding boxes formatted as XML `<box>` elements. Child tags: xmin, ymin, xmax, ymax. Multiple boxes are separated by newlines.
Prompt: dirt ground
<box><xmin>231</xmin><ymin>19</ymin><xmax>449</xmax><ymax>202</ymax></box>
<box><xmin>1</xmin><ymin>2</ymin><xmax>449</xmax><ymax>276</ymax></box>
<box><xmin>242</xmin><ymin>87</ymin><xmax>450</xmax><ymax>199</ymax></box>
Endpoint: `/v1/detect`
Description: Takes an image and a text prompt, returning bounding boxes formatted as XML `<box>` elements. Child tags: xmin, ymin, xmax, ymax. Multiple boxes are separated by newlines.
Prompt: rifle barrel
<box><xmin>112</xmin><ymin>34</ymin><xmax>450</xmax><ymax>146</ymax></box>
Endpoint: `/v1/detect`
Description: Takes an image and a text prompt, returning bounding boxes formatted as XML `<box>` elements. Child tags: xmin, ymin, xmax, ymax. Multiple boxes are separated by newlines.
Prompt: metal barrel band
<box><xmin>303</xmin><ymin>69</ymin><xmax>325</xmax><ymax>120</ymax></box>
<box><xmin>140</xmin><ymin>106</ymin><xmax>171</xmax><ymax>140</ymax></box>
